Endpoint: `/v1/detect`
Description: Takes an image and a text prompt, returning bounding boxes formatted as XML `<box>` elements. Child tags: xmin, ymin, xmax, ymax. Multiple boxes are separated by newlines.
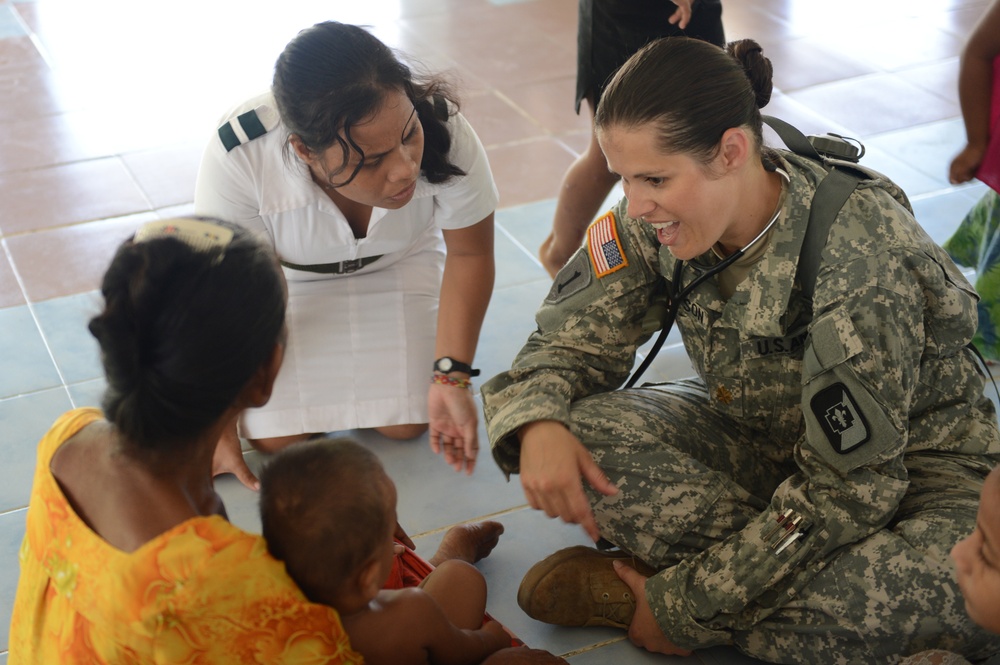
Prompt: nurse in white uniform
<box><xmin>194</xmin><ymin>21</ymin><xmax>498</xmax><ymax>488</ymax></box>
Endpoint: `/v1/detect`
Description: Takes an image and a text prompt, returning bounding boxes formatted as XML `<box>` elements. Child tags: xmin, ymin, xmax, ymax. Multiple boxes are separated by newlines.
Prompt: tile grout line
<box><xmin>0</xmin><ymin>506</ymin><xmax>27</xmax><ymax>519</ymax></box>
<box><xmin>558</xmin><ymin>635</ymin><xmax>629</xmax><ymax>659</ymax></box>
<box><xmin>409</xmin><ymin>503</ymin><xmax>531</xmax><ymax>540</ymax></box>
<box><xmin>8</xmin><ymin>0</ymin><xmax>55</xmax><ymax>70</ymax></box>
<box><xmin>0</xmin><ymin>238</ymin><xmax>75</xmax><ymax>407</ymax></box>
<box><xmin>495</xmin><ymin>218</ymin><xmax>545</xmax><ymax>270</ymax></box>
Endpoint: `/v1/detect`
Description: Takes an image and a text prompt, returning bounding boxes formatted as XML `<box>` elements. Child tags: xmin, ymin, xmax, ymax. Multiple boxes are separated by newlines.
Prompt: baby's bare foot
<box><xmin>429</xmin><ymin>521</ymin><xmax>504</xmax><ymax>567</ymax></box>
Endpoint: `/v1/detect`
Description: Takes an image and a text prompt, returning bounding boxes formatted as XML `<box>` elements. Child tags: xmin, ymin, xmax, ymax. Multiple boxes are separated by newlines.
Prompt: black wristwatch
<box><xmin>433</xmin><ymin>357</ymin><xmax>480</xmax><ymax>377</ymax></box>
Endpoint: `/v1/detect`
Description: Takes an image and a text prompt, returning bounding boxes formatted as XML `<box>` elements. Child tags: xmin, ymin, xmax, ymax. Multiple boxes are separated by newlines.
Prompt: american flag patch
<box><xmin>586</xmin><ymin>211</ymin><xmax>628</xmax><ymax>278</ymax></box>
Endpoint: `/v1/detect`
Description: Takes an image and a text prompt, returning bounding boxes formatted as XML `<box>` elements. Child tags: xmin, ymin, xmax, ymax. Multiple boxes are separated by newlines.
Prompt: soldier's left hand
<box><xmin>428</xmin><ymin>382</ymin><xmax>480</xmax><ymax>474</ymax></box>
<box><xmin>613</xmin><ymin>560</ymin><xmax>693</xmax><ymax>656</ymax></box>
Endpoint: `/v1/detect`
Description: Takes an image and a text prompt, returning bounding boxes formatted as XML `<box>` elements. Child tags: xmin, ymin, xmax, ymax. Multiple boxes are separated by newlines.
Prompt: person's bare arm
<box><xmin>430</xmin><ymin>215</ymin><xmax>496</xmax><ymax>474</ymax></box>
<box><xmin>950</xmin><ymin>0</ymin><xmax>1000</xmax><ymax>183</ymax></box>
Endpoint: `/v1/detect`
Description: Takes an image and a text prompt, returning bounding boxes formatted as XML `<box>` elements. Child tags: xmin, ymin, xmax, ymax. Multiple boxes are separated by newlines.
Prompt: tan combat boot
<box><xmin>517</xmin><ymin>545</ymin><xmax>657</xmax><ymax>629</ymax></box>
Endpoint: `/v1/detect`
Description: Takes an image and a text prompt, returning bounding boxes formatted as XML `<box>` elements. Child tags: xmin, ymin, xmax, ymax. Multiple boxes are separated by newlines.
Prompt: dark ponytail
<box><xmin>596</xmin><ymin>37</ymin><xmax>773</xmax><ymax>164</ymax></box>
<box><xmin>89</xmin><ymin>218</ymin><xmax>285</xmax><ymax>449</ymax></box>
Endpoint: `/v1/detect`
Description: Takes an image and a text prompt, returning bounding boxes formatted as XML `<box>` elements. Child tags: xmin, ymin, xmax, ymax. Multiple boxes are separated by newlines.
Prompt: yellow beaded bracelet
<box><xmin>431</xmin><ymin>374</ymin><xmax>472</xmax><ymax>389</ymax></box>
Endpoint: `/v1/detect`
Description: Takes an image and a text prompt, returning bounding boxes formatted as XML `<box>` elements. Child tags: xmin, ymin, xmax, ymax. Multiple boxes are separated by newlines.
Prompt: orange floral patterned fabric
<box><xmin>9</xmin><ymin>408</ymin><xmax>363</xmax><ymax>664</ymax></box>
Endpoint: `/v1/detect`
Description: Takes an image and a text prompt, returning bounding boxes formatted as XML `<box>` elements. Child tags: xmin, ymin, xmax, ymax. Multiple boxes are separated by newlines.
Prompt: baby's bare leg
<box><xmin>429</xmin><ymin>521</ymin><xmax>504</xmax><ymax>567</ymax></box>
<box><xmin>419</xmin><ymin>560</ymin><xmax>487</xmax><ymax>630</ymax></box>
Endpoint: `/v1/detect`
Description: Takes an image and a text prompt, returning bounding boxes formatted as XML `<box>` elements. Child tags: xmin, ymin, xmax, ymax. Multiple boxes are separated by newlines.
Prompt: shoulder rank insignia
<box><xmin>586</xmin><ymin>210</ymin><xmax>628</xmax><ymax>278</ymax></box>
<box><xmin>218</xmin><ymin>108</ymin><xmax>269</xmax><ymax>152</ymax></box>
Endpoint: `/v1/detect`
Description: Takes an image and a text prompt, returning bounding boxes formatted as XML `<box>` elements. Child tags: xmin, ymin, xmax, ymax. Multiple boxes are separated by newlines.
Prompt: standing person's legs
<box><xmin>540</xmin><ymin>0</ymin><xmax>726</xmax><ymax>278</ymax></box>
<box><xmin>540</xmin><ymin>97</ymin><xmax>621</xmax><ymax>278</ymax></box>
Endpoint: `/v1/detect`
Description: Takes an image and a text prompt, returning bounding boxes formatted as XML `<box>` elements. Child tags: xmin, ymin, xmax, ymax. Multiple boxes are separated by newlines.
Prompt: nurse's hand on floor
<box><xmin>428</xmin><ymin>382</ymin><xmax>479</xmax><ymax>475</ymax></box>
<box><xmin>211</xmin><ymin>419</ymin><xmax>260</xmax><ymax>491</ymax></box>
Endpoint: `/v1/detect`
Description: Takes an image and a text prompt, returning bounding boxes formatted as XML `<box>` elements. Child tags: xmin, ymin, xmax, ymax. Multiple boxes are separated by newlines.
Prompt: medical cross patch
<box><xmin>810</xmin><ymin>382</ymin><xmax>871</xmax><ymax>454</ymax></box>
<box><xmin>586</xmin><ymin>211</ymin><xmax>628</xmax><ymax>278</ymax></box>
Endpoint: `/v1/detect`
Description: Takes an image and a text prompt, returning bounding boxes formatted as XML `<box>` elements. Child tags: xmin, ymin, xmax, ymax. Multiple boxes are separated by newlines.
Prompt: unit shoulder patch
<box><xmin>586</xmin><ymin>211</ymin><xmax>628</xmax><ymax>278</ymax></box>
<box><xmin>810</xmin><ymin>382</ymin><xmax>870</xmax><ymax>454</ymax></box>
<box><xmin>218</xmin><ymin>106</ymin><xmax>275</xmax><ymax>152</ymax></box>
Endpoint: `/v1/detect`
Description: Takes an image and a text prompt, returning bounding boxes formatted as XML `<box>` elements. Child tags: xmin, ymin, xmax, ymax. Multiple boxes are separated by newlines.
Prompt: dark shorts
<box><xmin>576</xmin><ymin>0</ymin><xmax>725</xmax><ymax>112</ymax></box>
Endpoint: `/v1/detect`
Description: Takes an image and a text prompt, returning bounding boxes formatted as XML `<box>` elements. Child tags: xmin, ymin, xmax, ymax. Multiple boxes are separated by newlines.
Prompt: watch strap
<box><xmin>434</xmin><ymin>357</ymin><xmax>481</xmax><ymax>377</ymax></box>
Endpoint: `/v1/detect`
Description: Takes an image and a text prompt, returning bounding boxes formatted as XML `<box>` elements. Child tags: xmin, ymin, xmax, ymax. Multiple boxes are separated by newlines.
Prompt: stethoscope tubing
<box><xmin>623</xmin><ymin>202</ymin><xmax>783</xmax><ymax>388</ymax></box>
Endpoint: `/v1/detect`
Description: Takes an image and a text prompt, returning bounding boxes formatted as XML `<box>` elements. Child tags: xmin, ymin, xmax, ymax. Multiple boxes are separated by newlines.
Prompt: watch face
<box><xmin>437</xmin><ymin>358</ymin><xmax>453</xmax><ymax>372</ymax></box>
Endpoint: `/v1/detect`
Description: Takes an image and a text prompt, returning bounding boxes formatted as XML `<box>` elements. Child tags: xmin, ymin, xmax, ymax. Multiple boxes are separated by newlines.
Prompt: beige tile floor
<box><xmin>0</xmin><ymin>0</ymin><xmax>994</xmax><ymax>662</ymax></box>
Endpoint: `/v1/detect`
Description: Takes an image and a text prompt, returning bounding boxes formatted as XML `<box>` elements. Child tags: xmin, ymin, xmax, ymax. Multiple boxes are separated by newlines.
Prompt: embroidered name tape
<box><xmin>587</xmin><ymin>211</ymin><xmax>628</xmax><ymax>278</ymax></box>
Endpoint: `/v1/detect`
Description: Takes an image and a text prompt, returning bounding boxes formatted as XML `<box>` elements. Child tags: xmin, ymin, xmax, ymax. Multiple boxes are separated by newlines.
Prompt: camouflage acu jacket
<box><xmin>482</xmin><ymin>150</ymin><xmax>1000</xmax><ymax>646</ymax></box>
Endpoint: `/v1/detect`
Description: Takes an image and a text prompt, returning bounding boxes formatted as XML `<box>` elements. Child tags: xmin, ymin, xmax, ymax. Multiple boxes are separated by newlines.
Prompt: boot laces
<box><xmin>599</xmin><ymin>589</ymin><xmax>635</xmax><ymax>625</ymax></box>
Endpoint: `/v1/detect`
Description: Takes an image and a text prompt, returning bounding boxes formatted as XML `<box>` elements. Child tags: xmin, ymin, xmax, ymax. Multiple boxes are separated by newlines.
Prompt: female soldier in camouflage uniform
<box><xmin>482</xmin><ymin>37</ymin><xmax>1000</xmax><ymax>663</ymax></box>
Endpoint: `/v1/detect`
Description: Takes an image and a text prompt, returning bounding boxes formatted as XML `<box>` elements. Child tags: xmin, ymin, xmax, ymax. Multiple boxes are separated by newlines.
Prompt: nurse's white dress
<box><xmin>194</xmin><ymin>91</ymin><xmax>498</xmax><ymax>438</ymax></box>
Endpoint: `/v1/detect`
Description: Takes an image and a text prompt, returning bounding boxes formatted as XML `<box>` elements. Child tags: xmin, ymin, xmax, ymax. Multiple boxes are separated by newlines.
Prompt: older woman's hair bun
<box><xmin>89</xmin><ymin>217</ymin><xmax>286</xmax><ymax>449</ymax></box>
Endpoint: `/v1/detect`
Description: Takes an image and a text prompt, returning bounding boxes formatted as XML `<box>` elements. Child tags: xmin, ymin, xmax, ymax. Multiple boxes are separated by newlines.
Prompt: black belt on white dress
<box><xmin>279</xmin><ymin>255</ymin><xmax>383</xmax><ymax>274</ymax></box>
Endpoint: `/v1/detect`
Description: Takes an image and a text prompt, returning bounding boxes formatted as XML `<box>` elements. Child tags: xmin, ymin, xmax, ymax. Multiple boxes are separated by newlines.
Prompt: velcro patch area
<box><xmin>545</xmin><ymin>251</ymin><xmax>592</xmax><ymax>304</ymax></box>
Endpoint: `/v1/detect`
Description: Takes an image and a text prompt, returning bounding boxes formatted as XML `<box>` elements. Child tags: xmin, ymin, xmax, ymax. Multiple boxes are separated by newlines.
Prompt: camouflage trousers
<box><xmin>568</xmin><ymin>378</ymin><xmax>1000</xmax><ymax>664</ymax></box>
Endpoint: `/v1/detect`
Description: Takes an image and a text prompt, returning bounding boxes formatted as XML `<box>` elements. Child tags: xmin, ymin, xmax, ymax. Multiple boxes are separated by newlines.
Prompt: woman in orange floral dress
<box><xmin>7</xmin><ymin>217</ymin><xmax>364</xmax><ymax>664</ymax></box>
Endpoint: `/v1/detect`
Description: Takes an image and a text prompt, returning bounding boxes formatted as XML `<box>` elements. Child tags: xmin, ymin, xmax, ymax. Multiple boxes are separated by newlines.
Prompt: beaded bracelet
<box><xmin>431</xmin><ymin>373</ymin><xmax>473</xmax><ymax>389</ymax></box>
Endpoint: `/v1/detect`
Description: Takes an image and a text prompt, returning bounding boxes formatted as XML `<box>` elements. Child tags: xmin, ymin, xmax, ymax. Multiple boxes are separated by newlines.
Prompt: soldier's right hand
<box><xmin>517</xmin><ymin>420</ymin><xmax>618</xmax><ymax>541</ymax></box>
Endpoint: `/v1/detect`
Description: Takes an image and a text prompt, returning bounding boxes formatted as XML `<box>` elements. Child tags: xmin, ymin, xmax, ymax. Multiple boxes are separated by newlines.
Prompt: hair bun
<box><xmin>91</xmin><ymin>218</ymin><xmax>286</xmax><ymax>449</ymax></box>
<box><xmin>727</xmin><ymin>39</ymin><xmax>773</xmax><ymax>109</ymax></box>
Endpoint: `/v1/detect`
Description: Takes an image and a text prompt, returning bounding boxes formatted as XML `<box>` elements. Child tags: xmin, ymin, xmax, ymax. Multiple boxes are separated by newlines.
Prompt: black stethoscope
<box><xmin>624</xmin><ymin>168</ymin><xmax>788</xmax><ymax>388</ymax></box>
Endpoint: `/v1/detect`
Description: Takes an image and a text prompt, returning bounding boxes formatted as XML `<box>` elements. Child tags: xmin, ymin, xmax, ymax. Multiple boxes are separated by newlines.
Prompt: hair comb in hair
<box><xmin>133</xmin><ymin>218</ymin><xmax>235</xmax><ymax>255</ymax></box>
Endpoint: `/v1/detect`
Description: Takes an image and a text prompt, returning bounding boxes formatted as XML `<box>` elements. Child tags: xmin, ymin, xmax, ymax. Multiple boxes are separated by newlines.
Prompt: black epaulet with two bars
<box><xmin>218</xmin><ymin>108</ymin><xmax>268</xmax><ymax>152</ymax></box>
